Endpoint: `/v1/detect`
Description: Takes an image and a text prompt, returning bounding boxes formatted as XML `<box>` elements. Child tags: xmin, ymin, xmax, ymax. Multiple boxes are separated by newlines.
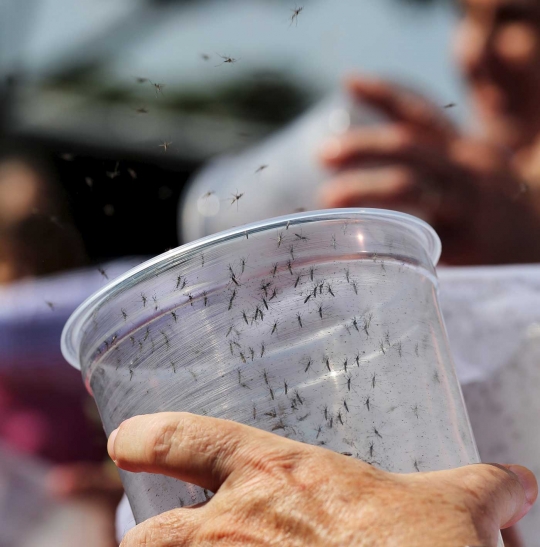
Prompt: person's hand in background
<box><xmin>318</xmin><ymin>76</ymin><xmax>540</xmax><ymax>266</ymax></box>
<box><xmin>108</xmin><ymin>412</ymin><xmax>537</xmax><ymax>546</ymax></box>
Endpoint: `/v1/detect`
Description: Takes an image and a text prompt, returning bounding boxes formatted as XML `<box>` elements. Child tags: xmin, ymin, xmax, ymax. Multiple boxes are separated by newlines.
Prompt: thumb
<box><xmin>455</xmin><ymin>464</ymin><xmax>538</xmax><ymax>530</ymax></box>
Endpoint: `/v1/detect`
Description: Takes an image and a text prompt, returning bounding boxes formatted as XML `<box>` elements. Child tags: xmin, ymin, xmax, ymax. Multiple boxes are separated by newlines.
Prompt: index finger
<box><xmin>108</xmin><ymin>412</ymin><xmax>310</xmax><ymax>492</ymax></box>
<box><xmin>346</xmin><ymin>75</ymin><xmax>457</xmax><ymax>139</ymax></box>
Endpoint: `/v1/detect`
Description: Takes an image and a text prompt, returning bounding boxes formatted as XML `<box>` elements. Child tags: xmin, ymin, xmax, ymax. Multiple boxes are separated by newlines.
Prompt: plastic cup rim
<box><xmin>60</xmin><ymin>208</ymin><xmax>441</xmax><ymax>370</ymax></box>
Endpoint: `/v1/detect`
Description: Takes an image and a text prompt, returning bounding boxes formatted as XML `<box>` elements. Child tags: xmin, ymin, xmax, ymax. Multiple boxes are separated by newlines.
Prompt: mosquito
<box><xmin>304</xmin><ymin>358</ymin><xmax>312</xmax><ymax>372</ymax></box>
<box><xmin>344</xmin><ymin>400</ymin><xmax>349</xmax><ymax>412</ymax></box>
<box><xmin>294</xmin><ymin>231</ymin><xmax>308</xmax><ymax>241</ymax></box>
<box><xmin>98</xmin><ymin>267</ymin><xmax>108</xmax><ymax>279</ymax></box>
<box><xmin>343</xmin><ymin>359</ymin><xmax>348</xmax><ymax>373</ymax></box>
<box><xmin>318</xmin><ymin>304</ymin><xmax>324</xmax><ymax>319</ymax></box>
<box><xmin>372</xmin><ymin>373</ymin><xmax>376</xmax><ymax>389</ymax></box>
<box><xmin>45</xmin><ymin>301</ymin><xmax>55</xmax><ymax>311</ymax></box>
<box><xmin>159</xmin><ymin>141</ymin><xmax>172</xmax><ymax>153</ymax></box>
<box><xmin>276</xmin><ymin>230</ymin><xmax>285</xmax><ymax>247</ymax></box>
<box><xmin>287</xmin><ymin>260</ymin><xmax>294</xmax><ymax>275</ymax></box>
<box><xmin>284</xmin><ymin>380</ymin><xmax>288</xmax><ymax>395</ymax></box>
<box><xmin>304</xmin><ymin>293</ymin><xmax>311</xmax><ymax>304</ymax></box>
<box><xmin>135</xmin><ymin>77</ymin><xmax>149</xmax><ymax>84</ymax></box>
<box><xmin>325</xmin><ymin>357</ymin><xmax>332</xmax><ymax>372</ymax></box>
<box><xmin>337</xmin><ymin>411</ymin><xmax>344</xmax><ymax>425</ymax></box>
<box><xmin>255</xmin><ymin>165</ymin><xmax>268</xmax><ymax>173</ymax></box>
<box><xmin>228</xmin><ymin>290</ymin><xmax>237</xmax><ymax>310</ymax></box>
<box><xmin>443</xmin><ymin>103</ymin><xmax>456</xmax><ymax>109</ymax></box>
<box><xmin>327</xmin><ymin>283</ymin><xmax>335</xmax><ymax>297</ymax></box>
<box><xmin>260</xmin><ymin>281</ymin><xmax>271</xmax><ymax>297</ymax></box>
<box><xmin>134</xmin><ymin>106</ymin><xmax>148</xmax><ymax>115</ymax></box>
<box><xmin>271</xmin><ymin>320</ymin><xmax>279</xmax><ymax>335</ymax></box>
<box><xmin>230</xmin><ymin>190</ymin><xmax>244</xmax><ymax>210</ymax></box>
<box><xmin>414</xmin><ymin>460</ymin><xmax>420</xmax><ymax>472</ymax></box>
<box><xmin>363</xmin><ymin>313</ymin><xmax>373</xmax><ymax>336</ymax></box>
<box><xmin>351</xmin><ymin>281</ymin><xmax>358</xmax><ymax>295</ymax></box>
<box><xmin>201</xmin><ymin>53</ymin><xmax>210</xmax><ymax>61</ymax></box>
<box><xmin>270</xmin><ymin>288</ymin><xmax>278</xmax><ymax>301</ymax></box>
<box><xmin>365</xmin><ymin>397</ymin><xmax>371</xmax><ymax>411</ymax></box>
<box><xmin>152</xmin><ymin>82</ymin><xmax>165</xmax><ymax>95</ymax></box>
<box><xmin>310</xmin><ymin>267</ymin><xmax>315</xmax><ymax>281</ymax></box>
<box><xmin>215</xmin><ymin>54</ymin><xmax>239</xmax><ymax>66</ymax></box>
<box><xmin>290</xmin><ymin>5</ymin><xmax>304</xmax><ymax>26</ymax></box>
<box><xmin>121</xmin><ymin>308</ymin><xmax>128</xmax><ymax>321</ymax></box>
<box><xmin>297</xmin><ymin>313</ymin><xmax>303</xmax><ymax>328</ymax></box>
<box><xmin>331</xmin><ymin>235</ymin><xmax>337</xmax><ymax>249</ymax></box>
<box><xmin>294</xmin><ymin>275</ymin><xmax>301</xmax><ymax>288</ymax></box>
<box><xmin>272</xmin><ymin>263</ymin><xmax>278</xmax><ymax>277</ymax></box>
<box><xmin>171</xmin><ymin>311</ymin><xmax>178</xmax><ymax>323</ymax></box>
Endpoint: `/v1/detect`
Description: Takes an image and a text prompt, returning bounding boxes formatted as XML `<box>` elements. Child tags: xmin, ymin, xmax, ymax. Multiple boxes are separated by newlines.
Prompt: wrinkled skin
<box><xmin>108</xmin><ymin>413</ymin><xmax>537</xmax><ymax>547</ymax></box>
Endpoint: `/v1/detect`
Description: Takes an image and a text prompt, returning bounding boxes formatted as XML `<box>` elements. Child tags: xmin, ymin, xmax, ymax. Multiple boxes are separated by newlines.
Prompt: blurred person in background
<box><xmin>0</xmin><ymin>147</ymin><xmax>122</xmax><ymax>546</ymax></box>
<box><xmin>183</xmin><ymin>0</ymin><xmax>540</xmax><ymax>267</ymax></box>
<box><xmin>319</xmin><ymin>0</ymin><xmax>540</xmax><ymax>265</ymax></box>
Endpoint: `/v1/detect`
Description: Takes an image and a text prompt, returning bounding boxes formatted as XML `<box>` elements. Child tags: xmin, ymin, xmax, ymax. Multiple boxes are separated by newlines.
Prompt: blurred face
<box><xmin>454</xmin><ymin>0</ymin><xmax>540</xmax><ymax>149</ymax></box>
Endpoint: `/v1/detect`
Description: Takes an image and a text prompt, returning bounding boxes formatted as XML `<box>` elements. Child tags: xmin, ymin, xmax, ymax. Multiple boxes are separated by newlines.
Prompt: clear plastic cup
<box><xmin>62</xmin><ymin>208</ymin><xmax>484</xmax><ymax>533</ymax></box>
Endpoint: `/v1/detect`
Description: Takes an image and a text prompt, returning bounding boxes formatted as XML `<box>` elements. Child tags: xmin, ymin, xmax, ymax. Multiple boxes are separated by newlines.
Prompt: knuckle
<box><xmin>392</xmin><ymin>126</ymin><xmax>416</xmax><ymax>152</ymax></box>
<box><xmin>145</xmin><ymin>415</ymin><xmax>186</xmax><ymax>467</ymax></box>
<box><xmin>121</xmin><ymin>512</ymin><xmax>192</xmax><ymax>547</ymax></box>
<box><xmin>245</xmin><ymin>445</ymin><xmax>307</xmax><ymax>481</ymax></box>
<box><xmin>390</xmin><ymin>167</ymin><xmax>415</xmax><ymax>190</ymax></box>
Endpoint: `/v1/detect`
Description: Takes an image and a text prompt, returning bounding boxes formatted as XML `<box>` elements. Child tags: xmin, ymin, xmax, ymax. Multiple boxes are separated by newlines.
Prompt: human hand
<box><xmin>108</xmin><ymin>412</ymin><xmax>537</xmax><ymax>546</ymax></box>
<box><xmin>318</xmin><ymin>76</ymin><xmax>540</xmax><ymax>265</ymax></box>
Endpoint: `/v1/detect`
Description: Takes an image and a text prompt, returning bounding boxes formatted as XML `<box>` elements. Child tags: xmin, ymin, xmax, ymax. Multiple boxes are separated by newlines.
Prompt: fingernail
<box><xmin>108</xmin><ymin>428</ymin><xmax>119</xmax><ymax>462</ymax></box>
<box><xmin>506</xmin><ymin>465</ymin><xmax>538</xmax><ymax>506</ymax></box>
<box><xmin>319</xmin><ymin>137</ymin><xmax>342</xmax><ymax>161</ymax></box>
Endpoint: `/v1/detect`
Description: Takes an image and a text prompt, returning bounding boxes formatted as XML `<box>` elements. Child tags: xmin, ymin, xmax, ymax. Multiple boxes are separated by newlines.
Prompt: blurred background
<box><xmin>0</xmin><ymin>0</ymin><xmax>481</xmax><ymax>546</ymax></box>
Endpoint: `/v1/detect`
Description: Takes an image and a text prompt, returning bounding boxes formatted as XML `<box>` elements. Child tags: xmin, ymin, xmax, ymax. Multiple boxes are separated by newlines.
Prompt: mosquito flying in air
<box><xmin>229</xmin><ymin>190</ymin><xmax>244</xmax><ymax>210</ymax></box>
<box><xmin>159</xmin><ymin>141</ymin><xmax>172</xmax><ymax>153</ymax></box>
<box><xmin>215</xmin><ymin>54</ymin><xmax>239</xmax><ymax>67</ymax></box>
<box><xmin>290</xmin><ymin>5</ymin><xmax>304</xmax><ymax>26</ymax></box>
<box><xmin>255</xmin><ymin>165</ymin><xmax>268</xmax><ymax>173</ymax></box>
<box><xmin>152</xmin><ymin>82</ymin><xmax>165</xmax><ymax>95</ymax></box>
<box><xmin>106</xmin><ymin>162</ymin><xmax>120</xmax><ymax>179</ymax></box>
